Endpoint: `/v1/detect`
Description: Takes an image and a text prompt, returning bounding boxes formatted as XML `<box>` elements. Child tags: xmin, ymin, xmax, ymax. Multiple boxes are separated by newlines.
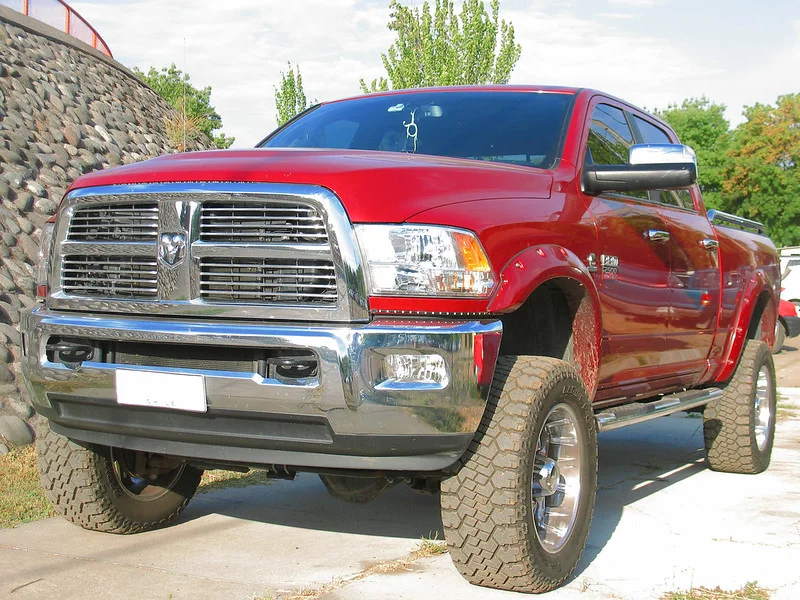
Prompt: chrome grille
<box><xmin>61</xmin><ymin>256</ymin><xmax>158</xmax><ymax>299</ymax></box>
<box><xmin>200</xmin><ymin>201</ymin><xmax>328</xmax><ymax>244</ymax></box>
<box><xmin>51</xmin><ymin>183</ymin><xmax>369</xmax><ymax>322</ymax></box>
<box><xmin>200</xmin><ymin>258</ymin><xmax>337</xmax><ymax>304</ymax></box>
<box><xmin>67</xmin><ymin>202</ymin><xmax>159</xmax><ymax>242</ymax></box>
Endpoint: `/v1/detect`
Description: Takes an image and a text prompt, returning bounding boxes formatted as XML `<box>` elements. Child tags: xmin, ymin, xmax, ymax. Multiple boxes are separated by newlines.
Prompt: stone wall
<box><xmin>0</xmin><ymin>7</ymin><xmax>212</xmax><ymax>451</ymax></box>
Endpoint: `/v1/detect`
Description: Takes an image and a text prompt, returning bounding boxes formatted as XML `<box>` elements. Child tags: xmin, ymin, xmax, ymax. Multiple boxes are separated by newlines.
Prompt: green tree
<box><xmin>360</xmin><ymin>0</ymin><xmax>521</xmax><ymax>93</ymax></box>
<box><xmin>274</xmin><ymin>62</ymin><xmax>309</xmax><ymax>126</ymax></box>
<box><xmin>134</xmin><ymin>64</ymin><xmax>234</xmax><ymax>149</ymax></box>
<box><xmin>655</xmin><ymin>97</ymin><xmax>731</xmax><ymax>209</ymax></box>
<box><xmin>720</xmin><ymin>94</ymin><xmax>800</xmax><ymax>246</ymax></box>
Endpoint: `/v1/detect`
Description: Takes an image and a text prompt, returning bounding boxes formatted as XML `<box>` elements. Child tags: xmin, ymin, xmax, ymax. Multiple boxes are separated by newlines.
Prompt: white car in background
<box><xmin>780</xmin><ymin>247</ymin><xmax>800</xmax><ymax>304</ymax></box>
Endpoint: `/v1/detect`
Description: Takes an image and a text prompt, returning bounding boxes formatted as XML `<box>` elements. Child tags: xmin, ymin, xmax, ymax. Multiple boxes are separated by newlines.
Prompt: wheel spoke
<box><xmin>531</xmin><ymin>403</ymin><xmax>584</xmax><ymax>554</ymax></box>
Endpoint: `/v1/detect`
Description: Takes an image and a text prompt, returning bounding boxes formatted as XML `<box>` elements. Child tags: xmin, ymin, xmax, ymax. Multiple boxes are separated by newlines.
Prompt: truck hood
<box><xmin>68</xmin><ymin>149</ymin><xmax>554</xmax><ymax>222</ymax></box>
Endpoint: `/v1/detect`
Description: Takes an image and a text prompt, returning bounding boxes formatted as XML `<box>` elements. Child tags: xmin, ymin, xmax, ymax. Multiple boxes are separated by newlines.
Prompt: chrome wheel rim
<box><xmin>532</xmin><ymin>403</ymin><xmax>583</xmax><ymax>553</ymax></box>
<box><xmin>754</xmin><ymin>366</ymin><xmax>773</xmax><ymax>452</ymax></box>
<box><xmin>110</xmin><ymin>449</ymin><xmax>185</xmax><ymax>502</ymax></box>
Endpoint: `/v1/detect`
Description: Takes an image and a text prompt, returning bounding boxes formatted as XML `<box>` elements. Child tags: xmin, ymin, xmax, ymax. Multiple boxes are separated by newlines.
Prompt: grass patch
<box><xmin>662</xmin><ymin>581</ymin><xmax>771</xmax><ymax>600</ymax></box>
<box><xmin>197</xmin><ymin>469</ymin><xmax>272</xmax><ymax>494</ymax></box>
<box><xmin>0</xmin><ymin>445</ymin><xmax>54</xmax><ymax>528</ymax></box>
<box><xmin>776</xmin><ymin>393</ymin><xmax>800</xmax><ymax>420</ymax></box>
<box><xmin>280</xmin><ymin>535</ymin><xmax>449</xmax><ymax>600</ymax></box>
<box><xmin>412</xmin><ymin>533</ymin><xmax>448</xmax><ymax>559</ymax></box>
<box><xmin>0</xmin><ymin>444</ymin><xmax>271</xmax><ymax>529</ymax></box>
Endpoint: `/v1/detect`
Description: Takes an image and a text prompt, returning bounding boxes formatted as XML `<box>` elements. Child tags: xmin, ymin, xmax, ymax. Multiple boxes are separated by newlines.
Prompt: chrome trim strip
<box><xmin>595</xmin><ymin>387</ymin><xmax>723</xmax><ymax>432</ymax></box>
<box><xmin>707</xmin><ymin>209</ymin><xmax>765</xmax><ymax>235</ymax></box>
<box><xmin>48</xmin><ymin>183</ymin><xmax>369</xmax><ymax>322</ymax></box>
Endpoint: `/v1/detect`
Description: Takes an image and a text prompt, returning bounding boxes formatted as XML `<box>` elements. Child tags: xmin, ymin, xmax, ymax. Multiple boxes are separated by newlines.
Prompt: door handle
<box><xmin>701</xmin><ymin>238</ymin><xmax>719</xmax><ymax>250</ymax></box>
<box><xmin>644</xmin><ymin>230</ymin><xmax>670</xmax><ymax>242</ymax></box>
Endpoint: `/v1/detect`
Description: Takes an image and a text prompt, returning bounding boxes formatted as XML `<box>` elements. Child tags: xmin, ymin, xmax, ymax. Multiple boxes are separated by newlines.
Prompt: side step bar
<box><xmin>594</xmin><ymin>387</ymin><xmax>723</xmax><ymax>432</ymax></box>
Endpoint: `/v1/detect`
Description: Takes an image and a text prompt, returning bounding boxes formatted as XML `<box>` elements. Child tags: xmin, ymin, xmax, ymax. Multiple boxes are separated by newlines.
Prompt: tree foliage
<box><xmin>656</xmin><ymin>97</ymin><xmax>730</xmax><ymax>210</ymax></box>
<box><xmin>274</xmin><ymin>62</ymin><xmax>309</xmax><ymax>126</ymax></box>
<box><xmin>720</xmin><ymin>94</ymin><xmax>800</xmax><ymax>246</ymax></box>
<box><xmin>360</xmin><ymin>0</ymin><xmax>521</xmax><ymax>93</ymax></box>
<box><xmin>134</xmin><ymin>64</ymin><xmax>234</xmax><ymax>149</ymax></box>
<box><xmin>656</xmin><ymin>93</ymin><xmax>800</xmax><ymax>246</ymax></box>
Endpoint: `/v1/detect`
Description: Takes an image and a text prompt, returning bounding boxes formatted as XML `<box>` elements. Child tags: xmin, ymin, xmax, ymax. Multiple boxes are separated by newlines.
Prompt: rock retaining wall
<box><xmin>0</xmin><ymin>7</ymin><xmax>212</xmax><ymax>450</ymax></box>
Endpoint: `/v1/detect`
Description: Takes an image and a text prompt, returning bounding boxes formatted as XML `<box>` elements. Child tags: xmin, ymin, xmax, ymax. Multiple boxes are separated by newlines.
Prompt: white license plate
<box><xmin>116</xmin><ymin>370</ymin><xmax>207</xmax><ymax>413</ymax></box>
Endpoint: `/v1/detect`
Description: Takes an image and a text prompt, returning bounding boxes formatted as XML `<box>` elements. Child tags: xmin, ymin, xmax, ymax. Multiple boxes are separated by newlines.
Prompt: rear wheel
<box><xmin>772</xmin><ymin>319</ymin><xmax>786</xmax><ymax>354</ymax></box>
<box><xmin>37</xmin><ymin>420</ymin><xmax>202</xmax><ymax>533</ymax></box>
<box><xmin>703</xmin><ymin>340</ymin><xmax>776</xmax><ymax>474</ymax></box>
<box><xmin>441</xmin><ymin>356</ymin><xmax>597</xmax><ymax>593</ymax></box>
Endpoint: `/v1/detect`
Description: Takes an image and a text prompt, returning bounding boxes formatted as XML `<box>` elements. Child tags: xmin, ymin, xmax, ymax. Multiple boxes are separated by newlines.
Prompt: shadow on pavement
<box><xmin>574</xmin><ymin>414</ymin><xmax>706</xmax><ymax>577</ymax></box>
<box><xmin>182</xmin><ymin>413</ymin><xmax>708</xmax><ymax>566</ymax></box>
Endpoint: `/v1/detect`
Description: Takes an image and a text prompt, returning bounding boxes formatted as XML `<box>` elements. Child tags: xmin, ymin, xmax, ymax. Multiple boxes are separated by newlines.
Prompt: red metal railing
<box><xmin>0</xmin><ymin>0</ymin><xmax>112</xmax><ymax>57</ymax></box>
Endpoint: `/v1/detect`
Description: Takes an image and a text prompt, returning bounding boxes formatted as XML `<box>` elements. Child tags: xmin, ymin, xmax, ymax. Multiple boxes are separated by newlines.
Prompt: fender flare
<box><xmin>488</xmin><ymin>244</ymin><xmax>602</xmax><ymax>396</ymax></box>
<box><xmin>715</xmin><ymin>268</ymin><xmax>778</xmax><ymax>382</ymax></box>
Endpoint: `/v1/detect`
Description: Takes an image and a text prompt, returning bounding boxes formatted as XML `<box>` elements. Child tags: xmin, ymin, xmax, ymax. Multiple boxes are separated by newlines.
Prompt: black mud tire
<box><xmin>440</xmin><ymin>356</ymin><xmax>598</xmax><ymax>593</ymax></box>
<box><xmin>36</xmin><ymin>420</ymin><xmax>203</xmax><ymax>533</ymax></box>
<box><xmin>703</xmin><ymin>340</ymin><xmax>776</xmax><ymax>474</ymax></box>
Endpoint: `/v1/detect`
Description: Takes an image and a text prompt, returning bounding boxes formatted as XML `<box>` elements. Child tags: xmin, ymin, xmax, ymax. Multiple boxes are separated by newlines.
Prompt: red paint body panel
<box><xmin>64</xmin><ymin>86</ymin><xmax>780</xmax><ymax>403</ymax></box>
<box><xmin>67</xmin><ymin>149</ymin><xmax>553</xmax><ymax>225</ymax></box>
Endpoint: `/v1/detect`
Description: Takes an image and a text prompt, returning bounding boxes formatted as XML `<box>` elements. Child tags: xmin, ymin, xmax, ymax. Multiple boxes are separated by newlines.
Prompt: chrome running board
<box><xmin>594</xmin><ymin>388</ymin><xmax>723</xmax><ymax>432</ymax></box>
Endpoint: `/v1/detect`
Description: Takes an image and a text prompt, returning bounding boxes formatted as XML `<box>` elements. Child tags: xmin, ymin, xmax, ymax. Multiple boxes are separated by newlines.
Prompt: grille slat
<box><xmin>200</xmin><ymin>201</ymin><xmax>328</xmax><ymax>245</ymax></box>
<box><xmin>199</xmin><ymin>257</ymin><xmax>337</xmax><ymax>305</ymax></box>
<box><xmin>67</xmin><ymin>203</ymin><xmax>159</xmax><ymax>242</ymax></box>
<box><xmin>61</xmin><ymin>256</ymin><xmax>158</xmax><ymax>299</ymax></box>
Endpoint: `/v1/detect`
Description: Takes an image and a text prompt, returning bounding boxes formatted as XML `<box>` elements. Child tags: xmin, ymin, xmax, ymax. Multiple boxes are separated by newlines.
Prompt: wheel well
<box><xmin>746</xmin><ymin>291</ymin><xmax>775</xmax><ymax>341</ymax></box>
<box><xmin>499</xmin><ymin>278</ymin><xmax>599</xmax><ymax>393</ymax></box>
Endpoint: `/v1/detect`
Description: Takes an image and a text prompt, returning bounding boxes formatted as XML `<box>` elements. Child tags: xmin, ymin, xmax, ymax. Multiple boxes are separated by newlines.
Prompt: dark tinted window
<box><xmin>586</xmin><ymin>104</ymin><xmax>647</xmax><ymax>199</ymax></box>
<box><xmin>262</xmin><ymin>91</ymin><xmax>574</xmax><ymax>169</ymax></box>
<box><xmin>586</xmin><ymin>104</ymin><xmax>633</xmax><ymax>165</ymax></box>
<box><xmin>633</xmin><ymin>116</ymin><xmax>695</xmax><ymax>211</ymax></box>
<box><xmin>633</xmin><ymin>115</ymin><xmax>671</xmax><ymax>144</ymax></box>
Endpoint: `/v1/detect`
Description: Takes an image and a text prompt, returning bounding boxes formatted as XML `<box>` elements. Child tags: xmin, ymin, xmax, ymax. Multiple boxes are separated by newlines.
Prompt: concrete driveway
<box><xmin>2</xmin><ymin>411</ymin><xmax>799</xmax><ymax>600</ymax></box>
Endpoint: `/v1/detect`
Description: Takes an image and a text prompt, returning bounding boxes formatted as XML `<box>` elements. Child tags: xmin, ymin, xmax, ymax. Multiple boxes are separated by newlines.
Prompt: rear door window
<box><xmin>632</xmin><ymin>115</ymin><xmax>695</xmax><ymax>211</ymax></box>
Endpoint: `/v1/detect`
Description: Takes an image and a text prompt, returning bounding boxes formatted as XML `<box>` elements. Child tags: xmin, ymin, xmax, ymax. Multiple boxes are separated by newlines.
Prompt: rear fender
<box><xmin>488</xmin><ymin>245</ymin><xmax>602</xmax><ymax>396</ymax></box>
<box><xmin>715</xmin><ymin>269</ymin><xmax>777</xmax><ymax>382</ymax></box>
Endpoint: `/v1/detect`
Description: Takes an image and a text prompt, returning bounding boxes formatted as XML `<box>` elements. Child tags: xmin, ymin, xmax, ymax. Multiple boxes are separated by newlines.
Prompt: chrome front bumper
<box><xmin>22</xmin><ymin>308</ymin><xmax>502</xmax><ymax>471</ymax></box>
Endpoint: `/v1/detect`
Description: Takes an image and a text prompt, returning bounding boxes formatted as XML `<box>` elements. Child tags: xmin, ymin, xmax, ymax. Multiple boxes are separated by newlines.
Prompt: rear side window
<box><xmin>633</xmin><ymin>115</ymin><xmax>695</xmax><ymax>211</ymax></box>
<box><xmin>633</xmin><ymin>115</ymin><xmax>671</xmax><ymax>144</ymax></box>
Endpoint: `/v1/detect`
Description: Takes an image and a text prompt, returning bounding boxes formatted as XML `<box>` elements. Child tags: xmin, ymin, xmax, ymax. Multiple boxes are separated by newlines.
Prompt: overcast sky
<box><xmin>70</xmin><ymin>0</ymin><xmax>800</xmax><ymax>148</ymax></box>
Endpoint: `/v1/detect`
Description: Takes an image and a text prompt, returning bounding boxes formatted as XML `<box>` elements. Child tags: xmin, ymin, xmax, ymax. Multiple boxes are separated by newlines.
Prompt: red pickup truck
<box><xmin>22</xmin><ymin>86</ymin><xmax>781</xmax><ymax>593</ymax></box>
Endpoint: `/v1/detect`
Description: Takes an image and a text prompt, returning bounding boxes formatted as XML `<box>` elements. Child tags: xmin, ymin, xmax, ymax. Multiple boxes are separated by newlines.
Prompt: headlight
<box><xmin>355</xmin><ymin>224</ymin><xmax>495</xmax><ymax>297</ymax></box>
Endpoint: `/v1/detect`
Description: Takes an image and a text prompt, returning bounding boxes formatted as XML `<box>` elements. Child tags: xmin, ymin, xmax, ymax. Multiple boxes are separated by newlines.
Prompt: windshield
<box><xmin>260</xmin><ymin>90</ymin><xmax>575</xmax><ymax>169</ymax></box>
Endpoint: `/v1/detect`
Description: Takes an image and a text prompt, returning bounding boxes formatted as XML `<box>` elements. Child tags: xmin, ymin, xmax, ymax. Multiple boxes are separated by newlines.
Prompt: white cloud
<box><xmin>72</xmin><ymin>0</ymin><xmax>393</xmax><ymax>146</ymax></box>
<box><xmin>607</xmin><ymin>0</ymin><xmax>661</xmax><ymax>6</ymax></box>
<box><xmin>70</xmin><ymin>1</ymin><xmax>799</xmax><ymax>144</ymax></box>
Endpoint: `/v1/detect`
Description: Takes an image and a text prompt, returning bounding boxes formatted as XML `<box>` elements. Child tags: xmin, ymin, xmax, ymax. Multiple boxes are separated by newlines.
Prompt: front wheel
<box><xmin>441</xmin><ymin>356</ymin><xmax>597</xmax><ymax>593</ymax></box>
<box><xmin>37</xmin><ymin>420</ymin><xmax>203</xmax><ymax>533</ymax></box>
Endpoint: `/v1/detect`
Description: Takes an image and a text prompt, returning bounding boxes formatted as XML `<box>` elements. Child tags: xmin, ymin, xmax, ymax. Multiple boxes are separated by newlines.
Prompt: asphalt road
<box><xmin>2</xmin><ymin>352</ymin><xmax>799</xmax><ymax>600</ymax></box>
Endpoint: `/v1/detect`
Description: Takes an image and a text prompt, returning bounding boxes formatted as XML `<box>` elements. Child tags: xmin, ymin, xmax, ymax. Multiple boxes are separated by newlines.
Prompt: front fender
<box><xmin>489</xmin><ymin>244</ymin><xmax>602</xmax><ymax>397</ymax></box>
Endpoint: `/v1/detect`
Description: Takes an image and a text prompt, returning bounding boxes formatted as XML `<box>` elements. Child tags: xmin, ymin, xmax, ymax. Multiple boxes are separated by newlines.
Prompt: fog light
<box><xmin>378</xmin><ymin>354</ymin><xmax>449</xmax><ymax>390</ymax></box>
